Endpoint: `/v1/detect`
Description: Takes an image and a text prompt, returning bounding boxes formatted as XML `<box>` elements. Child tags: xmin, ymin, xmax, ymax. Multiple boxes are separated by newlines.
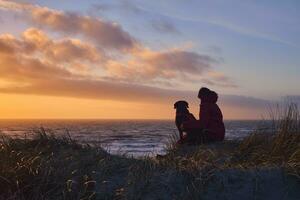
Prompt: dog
<box><xmin>174</xmin><ymin>100</ymin><xmax>196</xmax><ymax>142</ymax></box>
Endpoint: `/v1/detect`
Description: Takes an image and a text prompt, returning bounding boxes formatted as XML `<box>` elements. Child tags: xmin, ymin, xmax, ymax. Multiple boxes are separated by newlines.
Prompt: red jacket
<box><xmin>183</xmin><ymin>92</ymin><xmax>225</xmax><ymax>141</ymax></box>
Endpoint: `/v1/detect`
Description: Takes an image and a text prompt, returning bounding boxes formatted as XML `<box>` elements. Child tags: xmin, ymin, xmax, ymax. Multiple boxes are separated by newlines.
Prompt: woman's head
<box><xmin>198</xmin><ymin>87</ymin><xmax>211</xmax><ymax>99</ymax></box>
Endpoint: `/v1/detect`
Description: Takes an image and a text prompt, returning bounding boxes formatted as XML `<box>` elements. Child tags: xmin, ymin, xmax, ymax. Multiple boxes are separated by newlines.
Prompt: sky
<box><xmin>0</xmin><ymin>0</ymin><xmax>299</xmax><ymax>119</ymax></box>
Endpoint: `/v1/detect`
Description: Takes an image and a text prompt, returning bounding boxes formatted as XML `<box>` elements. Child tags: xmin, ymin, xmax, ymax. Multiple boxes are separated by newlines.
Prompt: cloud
<box><xmin>89</xmin><ymin>3</ymin><xmax>113</xmax><ymax>13</ymax></box>
<box><xmin>0</xmin><ymin>1</ymin><xmax>138</xmax><ymax>50</ymax></box>
<box><xmin>23</xmin><ymin>28</ymin><xmax>103</xmax><ymax>63</ymax></box>
<box><xmin>0</xmin><ymin>28</ymin><xmax>104</xmax><ymax>69</ymax></box>
<box><xmin>151</xmin><ymin>19</ymin><xmax>179</xmax><ymax>34</ymax></box>
<box><xmin>106</xmin><ymin>48</ymin><xmax>218</xmax><ymax>82</ymax></box>
<box><xmin>0</xmin><ymin>36</ymin><xmax>72</xmax><ymax>81</ymax></box>
<box><xmin>0</xmin><ymin>53</ymin><xmax>71</xmax><ymax>81</ymax></box>
<box><xmin>206</xmin><ymin>45</ymin><xmax>222</xmax><ymax>54</ymax></box>
<box><xmin>90</xmin><ymin>2</ymin><xmax>179</xmax><ymax>35</ymax></box>
<box><xmin>0</xmin><ymin>78</ymin><xmax>185</xmax><ymax>103</ymax></box>
<box><xmin>90</xmin><ymin>1</ymin><xmax>143</xmax><ymax>15</ymax></box>
<box><xmin>220</xmin><ymin>95</ymin><xmax>270</xmax><ymax>109</ymax></box>
<box><xmin>202</xmin><ymin>72</ymin><xmax>237</xmax><ymax>88</ymax></box>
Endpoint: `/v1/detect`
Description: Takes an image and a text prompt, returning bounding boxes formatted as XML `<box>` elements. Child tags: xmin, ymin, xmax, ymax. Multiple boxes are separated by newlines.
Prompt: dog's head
<box><xmin>174</xmin><ymin>100</ymin><xmax>189</xmax><ymax>112</ymax></box>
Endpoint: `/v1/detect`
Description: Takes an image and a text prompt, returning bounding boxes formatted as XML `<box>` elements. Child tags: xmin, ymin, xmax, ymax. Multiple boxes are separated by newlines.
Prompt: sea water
<box><xmin>0</xmin><ymin>119</ymin><xmax>271</xmax><ymax>157</ymax></box>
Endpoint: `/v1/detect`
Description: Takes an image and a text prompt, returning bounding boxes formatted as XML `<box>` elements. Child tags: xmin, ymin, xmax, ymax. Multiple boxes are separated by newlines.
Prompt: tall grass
<box><xmin>236</xmin><ymin>103</ymin><xmax>300</xmax><ymax>170</ymax></box>
<box><xmin>269</xmin><ymin>103</ymin><xmax>300</xmax><ymax>134</ymax></box>
<box><xmin>0</xmin><ymin>128</ymin><xmax>111</xmax><ymax>200</ymax></box>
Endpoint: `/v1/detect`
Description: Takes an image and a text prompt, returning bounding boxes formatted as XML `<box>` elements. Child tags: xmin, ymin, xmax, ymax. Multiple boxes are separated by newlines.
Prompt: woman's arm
<box><xmin>199</xmin><ymin>104</ymin><xmax>211</xmax><ymax>129</ymax></box>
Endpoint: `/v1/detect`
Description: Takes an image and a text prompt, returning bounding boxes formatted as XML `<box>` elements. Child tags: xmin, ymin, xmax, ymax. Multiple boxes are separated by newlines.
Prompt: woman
<box><xmin>182</xmin><ymin>87</ymin><xmax>225</xmax><ymax>143</ymax></box>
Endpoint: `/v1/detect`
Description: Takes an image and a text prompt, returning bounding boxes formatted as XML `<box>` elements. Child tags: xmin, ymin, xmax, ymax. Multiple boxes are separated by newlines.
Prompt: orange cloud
<box><xmin>0</xmin><ymin>28</ymin><xmax>106</xmax><ymax>81</ymax></box>
<box><xmin>0</xmin><ymin>53</ymin><xmax>71</xmax><ymax>81</ymax></box>
<box><xmin>0</xmin><ymin>0</ymin><xmax>137</xmax><ymax>50</ymax></box>
<box><xmin>22</xmin><ymin>28</ymin><xmax>102</xmax><ymax>63</ymax></box>
<box><xmin>106</xmin><ymin>48</ymin><xmax>219</xmax><ymax>83</ymax></box>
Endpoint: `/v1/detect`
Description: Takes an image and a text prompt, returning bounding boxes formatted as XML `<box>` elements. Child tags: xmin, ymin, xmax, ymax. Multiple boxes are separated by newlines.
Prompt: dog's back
<box><xmin>175</xmin><ymin>112</ymin><xmax>196</xmax><ymax>128</ymax></box>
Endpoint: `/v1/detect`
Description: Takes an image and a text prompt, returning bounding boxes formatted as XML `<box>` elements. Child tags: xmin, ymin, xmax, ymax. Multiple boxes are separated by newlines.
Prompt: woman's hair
<box><xmin>198</xmin><ymin>87</ymin><xmax>211</xmax><ymax>98</ymax></box>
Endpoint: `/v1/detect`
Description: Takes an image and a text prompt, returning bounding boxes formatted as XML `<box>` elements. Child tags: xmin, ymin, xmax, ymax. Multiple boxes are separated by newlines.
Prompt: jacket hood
<box><xmin>201</xmin><ymin>91</ymin><xmax>218</xmax><ymax>104</ymax></box>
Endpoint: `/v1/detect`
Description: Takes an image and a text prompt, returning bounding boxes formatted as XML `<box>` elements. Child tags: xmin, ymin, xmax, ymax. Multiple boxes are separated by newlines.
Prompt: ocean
<box><xmin>0</xmin><ymin>119</ymin><xmax>270</xmax><ymax>157</ymax></box>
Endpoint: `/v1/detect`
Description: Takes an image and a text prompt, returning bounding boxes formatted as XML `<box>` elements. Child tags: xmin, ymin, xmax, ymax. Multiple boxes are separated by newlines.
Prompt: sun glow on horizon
<box><xmin>0</xmin><ymin>93</ymin><xmax>267</xmax><ymax>120</ymax></box>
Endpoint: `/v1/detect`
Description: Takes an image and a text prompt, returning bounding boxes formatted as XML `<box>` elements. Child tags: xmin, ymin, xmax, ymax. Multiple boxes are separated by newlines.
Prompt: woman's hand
<box><xmin>180</xmin><ymin>122</ymin><xmax>187</xmax><ymax>131</ymax></box>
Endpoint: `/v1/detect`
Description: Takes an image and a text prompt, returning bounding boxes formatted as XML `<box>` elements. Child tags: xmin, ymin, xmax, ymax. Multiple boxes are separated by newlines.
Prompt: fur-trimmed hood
<box><xmin>201</xmin><ymin>91</ymin><xmax>218</xmax><ymax>104</ymax></box>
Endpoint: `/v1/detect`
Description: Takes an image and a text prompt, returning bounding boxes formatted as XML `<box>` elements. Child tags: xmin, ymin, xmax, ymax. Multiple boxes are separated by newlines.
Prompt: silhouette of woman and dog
<box><xmin>174</xmin><ymin>87</ymin><xmax>225</xmax><ymax>145</ymax></box>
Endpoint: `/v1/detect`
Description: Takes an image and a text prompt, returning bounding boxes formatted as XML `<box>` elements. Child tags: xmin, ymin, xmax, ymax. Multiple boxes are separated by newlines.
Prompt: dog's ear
<box><xmin>184</xmin><ymin>101</ymin><xmax>189</xmax><ymax>108</ymax></box>
<box><xmin>174</xmin><ymin>102</ymin><xmax>178</xmax><ymax>109</ymax></box>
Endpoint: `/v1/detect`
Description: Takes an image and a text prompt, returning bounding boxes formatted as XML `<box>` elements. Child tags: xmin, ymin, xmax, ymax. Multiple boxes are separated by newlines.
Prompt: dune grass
<box><xmin>0</xmin><ymin>104</ymin><xmax>300</xmax><ymax>199</ymax></box>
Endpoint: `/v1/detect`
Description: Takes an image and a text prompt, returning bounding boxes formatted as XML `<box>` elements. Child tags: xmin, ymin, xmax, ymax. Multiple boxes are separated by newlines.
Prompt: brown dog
<box><xmin>174</xmin><ymin>100</ymin><xmax>196</xmax><ymax>141</ymax></box>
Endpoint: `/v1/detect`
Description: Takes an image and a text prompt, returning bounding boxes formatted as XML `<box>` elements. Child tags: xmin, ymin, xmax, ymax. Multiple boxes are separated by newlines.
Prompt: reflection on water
<box><xmin>0</xmin><ymin>119</ymin><xmax>271</xmax><ymax>157</ymax></box>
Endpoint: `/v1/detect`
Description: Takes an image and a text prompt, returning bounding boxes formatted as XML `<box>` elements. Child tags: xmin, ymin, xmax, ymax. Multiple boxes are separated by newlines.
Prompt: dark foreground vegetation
<box><xmin>1</xmin><ymin>104</ymin><xmax>300</xmax><ymax>200</ymax></box>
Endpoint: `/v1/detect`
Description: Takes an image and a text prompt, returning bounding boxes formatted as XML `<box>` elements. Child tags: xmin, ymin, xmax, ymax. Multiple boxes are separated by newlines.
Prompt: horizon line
<box><xmin>0</xmin><ymin>118</ymin><xmax>267</xmax><ymax>121</ymax></box>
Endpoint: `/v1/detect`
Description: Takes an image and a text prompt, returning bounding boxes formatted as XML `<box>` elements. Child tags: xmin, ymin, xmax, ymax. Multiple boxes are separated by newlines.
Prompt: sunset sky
<box><xmin>0</xmin><ymin>0</ymin><xmax>299</xmax><ymax>119</ymax></box>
